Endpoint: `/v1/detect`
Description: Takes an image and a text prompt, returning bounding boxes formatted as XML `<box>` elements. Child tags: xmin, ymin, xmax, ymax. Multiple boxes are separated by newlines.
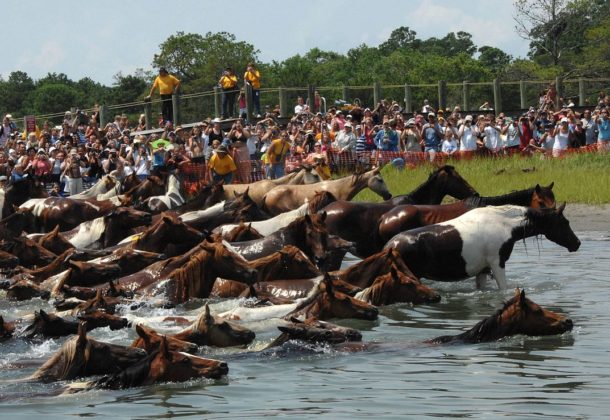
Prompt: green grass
<box><xmin>354</xmin><ymin>152</ymin><xmax>610</xmax><ymax>204</ymax></box>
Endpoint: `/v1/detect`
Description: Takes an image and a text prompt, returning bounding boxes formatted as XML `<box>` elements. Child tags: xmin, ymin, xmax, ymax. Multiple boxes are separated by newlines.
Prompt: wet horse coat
<box><xmin>385</xmin><ymin>205</ymin><xmax>580</xmax><ymax>289</ymax></box>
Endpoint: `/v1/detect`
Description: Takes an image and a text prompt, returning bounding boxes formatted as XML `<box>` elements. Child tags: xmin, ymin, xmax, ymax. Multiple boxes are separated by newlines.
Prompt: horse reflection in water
<box><xmin>386</xmin><ymin>204</ymin><xmax>580</xmax><ymax>289</ymax></box>
<box><xmin>428</xmin><ymin>289</ymin><xmax>573</xmax><ymax>344</ymax></box>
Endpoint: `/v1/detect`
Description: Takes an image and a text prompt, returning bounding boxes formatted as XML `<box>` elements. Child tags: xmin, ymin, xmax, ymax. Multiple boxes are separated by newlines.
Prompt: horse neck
<box><xmin>455</xmin><ymin>308</ymin><xmax>519</xmax><ymax>343</ymax></box>
<box><xmin>470</xmin><ymin>188</ymin><xmax>536</xmax><ymax>209</ymax></box>
<box><xmin>406</xmin><ymin>175</ymin><xmax>442</xmax><ymax>204</ymax></box>
<box><xmin>327</xmin><ymin>173</ymin><xmax>372</xmax><ymax>201</ymax></box>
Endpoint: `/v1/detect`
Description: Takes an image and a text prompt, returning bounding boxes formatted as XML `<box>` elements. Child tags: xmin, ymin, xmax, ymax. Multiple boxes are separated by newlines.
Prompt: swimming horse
<box><xmin>137</xmin><ymin>174</ymin><xmax>185</xmax><ymax>214</ymax></box>
<box><xmin>427</xmin><ymin>288</ymin><xmax>573</xmax><ymax>344</ymax></box>
<box><xmin>385</xmin><ymin>204</ymin><xmax>580</xmax><ymax>289</ymax></box>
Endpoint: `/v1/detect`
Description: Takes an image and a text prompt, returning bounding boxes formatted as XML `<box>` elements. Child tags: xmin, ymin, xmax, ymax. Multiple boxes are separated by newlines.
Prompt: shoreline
<box><xmin>564</xmin><ymin>204</ymin><xmax>609</xmax><ymax>232</ymax></box>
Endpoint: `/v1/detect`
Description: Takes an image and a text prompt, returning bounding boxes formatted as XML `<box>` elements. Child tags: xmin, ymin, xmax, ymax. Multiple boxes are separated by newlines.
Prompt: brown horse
<box><xmin>22</xmin><ymin>308</ymin><xmax>129</xmax><ymax>339</ymax></box>
<box><xmin>5</xmin><ymin>279</ymin><xmax>51</xmax><ymax>301</ymax></box>
<box><xmin>0</xmin><ymin>236</ymin><xmax>57</xmax><ymax>268</ymax></box>
<box><xmin>0</xmin><ymin>174</ymin><xmax>48</xmax><ymax>219</ymax></box>
<box><xmin>0</xmin><ymin>315</ymin><xmax>15</xmax><ymax>341</ymax></box>
<box><xmin>353</xmin><ymin>267</ymin><xmax>441</xmax><ymax>306</ymax></box>
<box><xmin>126</xmin><ymin>213</ymin><xmax>204</xmax><ymax>257</ymax></box>
<box><xmin>285</xmin><ymin>275</ymin><xmax>378</xmax><ymax>321</ymax></box>
<box><xmin>222</xmin><ymin>222</ymin><xmax>264</xmax><ymax>242</ymax></box>
<box><xmin>131</xmin><ymin>324</ymin><xmax>199</xmax><ymax>354</ymax></box>
<box><xmin>377</xmin><ymin>184</ymin><xmax>556</xmax><ymax>246</ymax></box>
<box><xmin>221</xmin><ymin>171</ymin><xmax>299</xmax><ymax>206</ymax></box>
<box><xmin>428</xmin><ymin>289</ymin><xmax>573</xmax><ymax>344</ymax></box>
<box><xmin>29</xmin><ymin>322</ymin><xmax>147</xmax><ymax>383</ymax></box>
<box><xmin>170</xmin><ymin>304</ymin><xmax>255</xmax><ymax>347</ymax></box>
<box><xmin>266</xmin><ymin>317</ymin><xmax>362</xmax><ymax>348</ymax></box>
<box><xmin>61</xmin><ymin>280</ymin><xmax>135</xmax><ymax>301</ymax></box>
<box><xmin>174</xmin><ymin>183</ymin><xmax>225</xmax><ymax>215</ymax></box>
<box><xmin>88</xmin><ymin>336</ymin><xmax>228</xmax><ymax>390</ymax></box>
<box><xmin>262</xmin><ymin>168</ymin><xmax>392</xmax><ymax>215</ymax></box>
<box><xmin>33</xmin><ymin>226</ymin><xmax>74</xmax><ymax>255</ymax></box>
<box><xmin>330</xmin><ymin>247</ymin><xmax>416</xmax><ymax>289</ymax></box>
<box><xmin>120</xmin><ymin>175</ymin><xmax>166</xmax><ymax>207</ymax></box>
<box><xmin>0</xmin><ymin>206</ymin><xmax>38</xmax><ymax>238</ymax></box>
<box><xmin>321</xmin><ymin>165</ymin><xmax>478</xmax><ymax>258</ymax></box>
<box><xmin>228</xmin><ymin>213</ymin><xmax>329</xmax><ymax>265</ymax></box>
<box><xmin>0</xmin><ymin>249</ymin><xmax>19</xmax><ymax>269</ymax></box>
<box><xmin>86</xmin><ymin>248</ymin><xmax>167</xmax><ymax>277</ymax></box>
<box><xmin>116</xmin><ymin>240</ymin><xmax>257</xmax><ymax>304</ymax></box>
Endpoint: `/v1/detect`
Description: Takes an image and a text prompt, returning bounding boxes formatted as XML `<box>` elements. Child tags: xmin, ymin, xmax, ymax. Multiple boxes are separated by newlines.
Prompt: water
<box><xmin>1</xmin><ymin>229</ymin><xmax>610</xmax><ymax>418</ymax></box>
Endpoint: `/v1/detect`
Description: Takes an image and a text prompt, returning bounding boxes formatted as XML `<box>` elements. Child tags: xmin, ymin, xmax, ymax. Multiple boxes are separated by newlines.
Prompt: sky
<box><xmin>2</xmin><ymin>0</ymin><xmax>529</xmax><ymax>86</ymax></box>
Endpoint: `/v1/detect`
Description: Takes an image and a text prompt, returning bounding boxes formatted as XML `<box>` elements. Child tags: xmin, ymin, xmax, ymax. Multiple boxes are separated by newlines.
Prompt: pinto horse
<box><xmin>428</xmin><ymin>289</ymin><xmax>573</xmax><ymax>344</ymax></box>
<box><xmin>137</xmin><ymin>174</ymin><xmax>185</xmax><ymax>214</ymax></box>
<box><xmin>69</xmin><ymin>174</ymin><xmax>118</xmax><ymax>200</ymax></box>
<box><xmin>20</xmin><ymin>197</ymin><xmax>118</xmax><ymax>232</ymax></box>
<box><xmin>385</xmin><ymin>204</ymin><xmax>581</xmax><ymax>289</ymax></box>
<box><xmin>377</xmin><ymin>183</ymin><xmax>556</xmax><ymax>246</ymax></box>
<box><xmin>120</xmin><ymin>175</ymin><xmax>166</xmax><ymax>207</ymax></box>
<box><xmin>228</xmin><ymin>213</ymin><xmax>329</xmax><ymax>265</ymax></box>
<box><xmin>28</xmin><ymin>322</ymin><xmax>147</xmax><ymax>383</ymax></box>
<box><xmin>321</xmin><ymin>166</ymin><xmax>478</xmax><ymax>258</ymax></box>
<box><xmin>262</xmin><ymin>168</ymin><xmax>392</xmax><ymax>215</ymax></box>
<box><xmin>85</xmin><ymin>336</ymin><xmax>228</xmax><ymax>390</ymax></box>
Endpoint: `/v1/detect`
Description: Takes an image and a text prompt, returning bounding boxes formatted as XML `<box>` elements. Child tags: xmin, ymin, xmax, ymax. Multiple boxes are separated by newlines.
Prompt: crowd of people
<box><xmin>1</xmin><ymin>72</ymin><xmax>609</xmax><ymax>194</ymax></box>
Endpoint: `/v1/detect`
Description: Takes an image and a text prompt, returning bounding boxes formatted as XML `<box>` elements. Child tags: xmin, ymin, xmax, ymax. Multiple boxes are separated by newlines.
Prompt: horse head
<box><xmin>301</xmin><ymin>213</ymin><xmax>329</xmax><ymax>266</ymax></box>
<box><xmin>38</xmin><ymin>225</ymin><xmax>74</xmax><ymax>254</ymax></box>
<box><xmin>105</xmin><ymin>207</ymin><xmax>152</xmax><ymax>230</ymax></box>
<box><xmin>6</xmin><ymin>279</ymin><xmax>51</xmax><ymax>301</ymax></box>
<box><xmin>66</xmin><ymin>260</ymin><xmax>122</xmax><ymax>287</ymax></box>
<box><xmin>529</xmin><ymin>204</ymin><xmax>580</xmax><ymax>252</ymax></box>
<box><xmin>276</xmin><ymin>317</ymin><xmax>362</xmax><ymax>345</ymax></box>
<box><xmin>0</xmin><ymin>206</ymin><xmax>37</xmax><ymax>236</ymax></box>
<box><xmin>313</xmin><ymin>274</ymin><xmax>378</xmax><ymax>321</ymax></box>
<box><xmin>426</xmin><ymin>165</ymin><xmax>477</xmax><ymax>204</ymax></box>
<box><xmin>225</xmin><ymin>222</ymin><xmax>263</xmax><ymax>242</ymax></box>
<box><xmin>0</xmin><ymin>315</ymin><xmax>16</xmax><ymax>340</ymax></box>
<box><xmin>200</xmin><ymin>239</ymin><xmax>258</xmax><ymax>285</ymax></box>
<box><xmin>161</xmin><ymin>213</ymin><xmax>204</xmax><ymax>244</ymax></box>
<box><xmin>132</xmin><ymin>324</ymin><xmax>199</xmax><ymax>354</ymax></box>
<box><xmin>360</xmin><ymin>266</ymin><xmax>441</xmax><ymax>306</ymax></box>
<box><xmin>278</xmin><ymin>245</ymin><xmax>322</xmax><ymax>278</ymax></box>
<box><xmin>307</xmin><ymin>191</ymin><xmax>337</xmax><ymax>214</ymax></box>
<box><xmin>531</xmin><ymin>182</ymin><xmax>556</xmax><ymax>209</ymax></box>
<box><xmin>366</xmin><ymin>168</ymin><xmax>392</xmax><ymax>200</ymax></box>
<box><xmin>23</xmin><ymin>309</ymin><xmax>77</xmax><ymax>338</ymax></box>
<box><xmin>173</xmin><ymin>304</ymin><xmax>255</xmax><ymax>347</ymax></box>
<box><xmin>77</xmin><ymin>309</ymin><xmax>130</xmax><ymax>331</ymax></box>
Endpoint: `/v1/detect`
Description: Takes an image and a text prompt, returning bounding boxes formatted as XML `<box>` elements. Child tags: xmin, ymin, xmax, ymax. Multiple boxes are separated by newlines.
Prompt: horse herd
<box><xmin>0</xmin><ymin>165</ymin><xmax>580</xmax><ymax>394</ymax></box>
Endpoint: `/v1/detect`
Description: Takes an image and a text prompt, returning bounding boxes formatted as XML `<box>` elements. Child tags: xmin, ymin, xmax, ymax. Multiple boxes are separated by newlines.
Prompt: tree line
<box><xmin>1</xmin><ymin>0</ymin><xmax>608</xmax><ymax>120</ymax></box>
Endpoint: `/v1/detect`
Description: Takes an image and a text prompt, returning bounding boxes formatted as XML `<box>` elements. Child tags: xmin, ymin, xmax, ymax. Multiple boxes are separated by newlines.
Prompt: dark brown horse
<box><xmin>0</xmin><ymin>206</ymin><xmax>37</xmax><ymax>238</ymax></box>
<box><xmin>120</xmin><ymin>175</ymin><xmax>166</xmax><ymax>207</ymax></box>
<box><xmin>23</xmin><ymin>309</ymin><xmax>129</xmax><ymax>338</ymax></box>
<box><xmin>1</xmin><ymin>174</ymin><xmax>48</xmax><ymax>219</ymax></box>
<box><xmin>0</xmin><ymin>249</ymin><xmax>19</xmax><ymax>269</ymax></box>
<box><xmin>120</xmin><ymin>171</ymin><xmax>143</xmax><ymax>194</ymax></box>
<box><xmin>222</xmin><ymin>222</ymin><xmax>264</xmax><ymax>242</ymax></box>
<box><xmin>0</xmin><ymin>315</ymin><xmax>15</xmax><ymax>341</ymax></box>
<box><xmin>0</xmin><ymin>236</ymin><xmax>57</xmax><ymax>268</ymax></box>
<box><xmin>321</xmin><ymin>165</ymin><xmax>478</xmax><ymax>258</ymax></box>
<box><xmin>170</xmin><ymin>304</ymin><xmax>255</xmax><ymax>347</ymax></box>
<box><xmin>353</xmin><ymin>266</ymin><xmax>441</xmax><ymax>306</ymax></box>
<box><xmin>88</xmin><ymin>336</ymin><xmax>228</xmax><ymax>390</ymax></box>
<box><xmin>33</xmin><ymin>226</ymin><xmax>74</xmax><ymax>255</ymax></box>
<box><xmin>266</xmin><ymin>317</ymin><xmax>362</xmax><ymax>348</ymax></box>
<box><xmin>229</xmin><ymin>213</ymin><xmax>329</xmax><ymax>265</ymax></box>
<box><xmin>377</xmin><ymin>184</ymin><xmax>556</xmax><ymax>246</ymax></box>
<box><xmin>29</xmin><ymin>322</ymin><xmax>147</xmax><ymax>382</ymax></box>
<box><xmin>131</xmin><ymin>324</ymin><xmax>199</xmax><ymax>354</ymax></box>
<box><xmin>174</xmin><ymin>183</ymin><xmax>225</xmax><ymax>215</ymax></box>
<box><xmin>86</xmin><ymin>248</ymin><xmax>167</xmax><ymax>277</ymax></box>
<box><xmin>428</xmin><ymin>289</ymin><xmax>573</xmax><ymax>344</ymax></box>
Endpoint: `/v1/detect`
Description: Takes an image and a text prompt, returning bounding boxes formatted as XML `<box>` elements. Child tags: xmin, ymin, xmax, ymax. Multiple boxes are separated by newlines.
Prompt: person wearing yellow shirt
<box><xmin>266</xmin><ymin>131</ymin><xmax>290</xmax><ymax>179</ymax></box>
<box><xmin>146</xmin><ymin>67</ymin><xmax>181</xmax><ymax>124</ymax></box>
<box><xmin>219</xmin><ymin>67</ymin><xmax>239</xmax><ymax>119</ymax></box>
<box><xmin>244</xmin><ymin>62</ymin><xmax>262</xmax><ymax>117</ymax></box>
<box><xmin>208</xmin><ymin>144</ymin><xmax>237</xmax><ymax>184</ymax></box>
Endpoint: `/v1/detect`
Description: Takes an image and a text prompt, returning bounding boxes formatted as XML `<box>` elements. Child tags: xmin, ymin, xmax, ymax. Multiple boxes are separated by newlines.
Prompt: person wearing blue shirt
<box><xmin>374</xmin><ymin>120</ymin><xmax>399</xmax><ymax>151</ymax></box>
<box><xmin>421</xmin><ymin>112</ymin><xmax>443</xmax><ymax>152</ymax></box>
<box><xmin>596</xmin><ymin>109</ymin><xmax>610</xmax><ymax>149</ymax></box>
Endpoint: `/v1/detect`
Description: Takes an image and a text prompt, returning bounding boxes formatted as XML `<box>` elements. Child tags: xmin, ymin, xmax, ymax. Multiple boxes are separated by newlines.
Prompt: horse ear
<box><xmin>557</xmin><ymin>202</ymin><xmax>566</xmax><ymax>214</ymax></box>
<box><xmin>319</xmin><ymin>211</ymin><xmax>327</xmax><ymax>221</ymax></box>
<box><xmin>323</xmin><ymin>274</ymin><xmax>334</xmax><ymax>297</ymax></box>
<box><xmin>160</xmin><ymin>335</ymin><xmax>170</xmax><ymax>358</ymax></box>
<box><xmin>204</xmin><ymin>304</ymin><xmax>213</xmax><ymax>325</ymax></box>
<box><xmin>108</xmin><ymin>280</ymin><xmax>118</xmax><ymax>295</ymax></box>
<box><xmin>519</xmin><ymin>289</ymin><xmax>527</xmax><ymax>307</ymax></box>
<box><xmin>135</xmin><ymin>324</ymin><xmax>151</xmax><ymax>347</ymax></box>
<box><xmin>534</xmin><ymin>184</ymin><xmax>542</xmax><ymax>194</ymax></box>
<box><xmin>289</xmin><ymin>316</ymin><xmax>303</xmax><ymax>324</ymax></box>
<box><xmin>77</xmin><ymin>322</ymin><xmax>87</xmax><ymax>346</ymax></box>
<box><xmin>304</xmin><ymin>214</ymin><xmax>312</xmax><ymax>225</ymax></box>
<box><xmin>547</xmin><ymin>182</ymin><xmax>554</xmax><ymax>190</ymax></box>
<box><xmin>39</xmin><ymin>309</ymin><xmax>50</xmax><ymax>322</ymax></box>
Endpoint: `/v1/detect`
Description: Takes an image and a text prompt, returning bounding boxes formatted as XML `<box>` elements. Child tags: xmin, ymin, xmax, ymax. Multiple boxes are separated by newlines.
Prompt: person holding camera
<box><xmin>219</xmin><ymin>67</ymin><xmax>239</xmax><ymax>119</ymax></box>
<box><xmin>244</xmin><ymin>62</ymin><xmax>261</xmax><ymax>117</ymax></box>
<box><xmin>61</xmin><ymin>150</ymin><xmax>86</xmax><ymax>195</ymax></box>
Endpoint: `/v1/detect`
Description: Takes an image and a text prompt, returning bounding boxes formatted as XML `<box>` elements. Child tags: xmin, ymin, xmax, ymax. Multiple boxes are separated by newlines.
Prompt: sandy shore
<box><xmin>564</xmin><ymin>204</ymin><xmax>610</xmax><ymax>232</ymax></box>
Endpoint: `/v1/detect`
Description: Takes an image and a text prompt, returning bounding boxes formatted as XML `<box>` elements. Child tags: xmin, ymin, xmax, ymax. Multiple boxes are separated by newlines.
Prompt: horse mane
<box><xmin>355</xmin><ymin>275</ymin><xmax>389</xmax><ymax>305</ymax></box>
<box><xmin>167</xmin><ymin>250</ymin><xmax>211</xmax><ymax>301</ymax></box>
<box><xmin>307</xmin><ymin>191</ymin><xmax>337</xmax><ymax>213</ymax></box>
<box><xmin>92</xmin><ymin>351</ymin><xmax>155</xmax><ymax>390</ymax></box>
<box><xmin>465</xmin><ymin>187</ymin><xmax>538</xmax><ymax>208</ymax></box>
<box><xmin>288</xmin><ymin>277</ymin><xmax>326</xmax><ymax>315</ymax></box>
<box><xmin>33</xmin><ymin>335</ymin><xmax>90</xmax><ymax>381</ymax></box>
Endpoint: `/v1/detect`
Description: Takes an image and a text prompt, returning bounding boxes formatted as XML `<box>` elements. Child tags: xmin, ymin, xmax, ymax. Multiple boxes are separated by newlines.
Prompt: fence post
<box><xmin>342</xmin><ymin>85</ymin><xmax>348</xmax><ymax>103</ymax></box>
<box><xmin>172</xmin><ymin>93</ymin><xmax>180</xmax><ymax>125</ymax></box>
<box><xmin>519</xmin><ymin>80</ymin><xmax>527</xmax><ymax>110</ymax></box>
<box><xmin>438</xmin><ymin>80</ymin><xmax>447</xmax><ymax>111</ymax></box>
<box><xmin>578</xmin><ymin>78</ymin><xmax>586</xmax><ymax>106</ymax></box>
<box><xmin>493</xmin><ymin>78</ymin><xmax>502</xmax><ymax>113</ymax></box>
<box><xmin>213</xmin><ymin>87</ymin><xmax>222</xmax><ymax>119</ymax></box>
<box><xmin>144</xmin><ymin>101</ymin><xmax>152</xmax><ymax>130</ymax></box>
<box><xmin>373</xmin><ymin>81</ymin><xmax>382</xmax><ymax>107</ymax></box>
<box><xmin>307</xmin><ymin>85</ymin><xmax>316</xmax><ymax>114</ymax></box>
<box><xmin>245</xmin><ymin>84</ymin><xmax>254</xmax><ymax>121</ymax></box>
<box><xmin>404</xmin><ymin>84</ymin><xmax>412</xmax><ymax>113</ymax></box>
<box><xmin>555</xmin><ymin>76</ymin><xmax>563</xmax><ymax>106</ymax></box>
<box><xmin>462</xmin><ymin>81</ymin><xmax>469</xmax><ymax>111</ymax></box>
<box><xmin>99</xmin><ymin>105</ymin><xmax>108</xmax><ymax>127</ymax></box>
<box><xmin>279</xmin><ymin>87</ymin><xmax>289</xmax><ymax>117</ymax></box>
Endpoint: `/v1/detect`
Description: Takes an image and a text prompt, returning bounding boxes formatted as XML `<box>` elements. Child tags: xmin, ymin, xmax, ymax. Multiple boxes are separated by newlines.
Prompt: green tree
<box><xmin>379</xmin><ymin>26</ymin><xmax>419</xmax><ymax>54</ymax></box>
<box><xmin>478</xmin><ymin>46</ymin><xmax>512</xmax><ymax>75</ymax></box>
<box><xmin>0</xmin><ymin>71</ymin><xmax>35</xmax><ymax>115</ymax></box>
<box><xmin>25</xmin><ymin>83</ymin><xmax>82</xmax><ymax>115</ymax></box>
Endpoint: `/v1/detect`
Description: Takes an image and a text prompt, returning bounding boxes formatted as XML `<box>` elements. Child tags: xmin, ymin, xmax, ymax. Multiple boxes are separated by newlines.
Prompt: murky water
<box><xmin>1</xmin><ymin>228</ymin><xmax>609</xmax><ymax>418</ymax></box>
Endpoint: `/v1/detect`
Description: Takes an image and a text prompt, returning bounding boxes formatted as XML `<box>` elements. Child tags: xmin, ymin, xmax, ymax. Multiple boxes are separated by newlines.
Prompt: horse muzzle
<box><xmin>561</xmin><ymin>318</ymin><xmax>574</xmax><ymax>332</ymax></box>
<box><xmin>382</xmin><ymin>192</ymin><xmax>393</xmax><ymax>200</ymax></box>
<box><xmin>568</xmin><ymin>239</ymin><xmax>581</xmax><ymax>252</ymax></box>
<box><xmin>0</xmin><ymin>279</ymin><xmax>11</xmax><ymax>290</ymax></box>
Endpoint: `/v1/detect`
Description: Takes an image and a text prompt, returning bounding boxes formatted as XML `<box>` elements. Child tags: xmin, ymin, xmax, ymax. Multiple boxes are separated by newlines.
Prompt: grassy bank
<box><xmin>354</xmin><ymin>152</ymin><xmax>610</xmax><ymax>204</ymax></box>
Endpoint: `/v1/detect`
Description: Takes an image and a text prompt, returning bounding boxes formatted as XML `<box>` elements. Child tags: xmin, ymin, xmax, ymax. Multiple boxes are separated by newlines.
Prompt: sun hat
<box><xmin>561</xmin><ymin>117</ymin><xmax>569</xmax><ymax>123</ymax></box>
<box><xmin>465</xmin><ymin>115</ymin><xmax>473</xmax><ymax>121</ymax></box>
<box><xmin>217</xmin><ymin>145</ymin><xmax>229</xmax><ymax>153</ymax></box>
<box><xmin>428</xmin><ymin>112</ymin><xmax>435</xmax><ymax>117</ymax></box>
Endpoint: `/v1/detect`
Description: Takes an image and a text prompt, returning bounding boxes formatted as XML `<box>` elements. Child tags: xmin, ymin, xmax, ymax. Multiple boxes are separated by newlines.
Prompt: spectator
<box><xmin>244</xmin><ymin>62</ymin><xmax>261</xmax><ymax>117</ymax></box>
<box><xmin>334</xmin><ymin>123</ymin><xmax>357</xmax><ymax>153</ymax></box>
<box><xmin>61</xmin><ymin>149</ymin><xmax>85</xmax><ymax>195</ymax></box>
<box><xmin>208</xmin><ymin>144</ymin><xmax>236</xmax><ymax>184</ymax></box>
<box><xmin>421</xmin><ymin>99</ymin><xmax>434</xmax><ymax>114</ymax></box>
<box><xmin>146</xmin><ymin>67</ymin><xmax>181</xmax><ymax>124</ymax></box>
<box><xmin>596</xmin><ymin>108</ymin><xmax>610</xmax><ymax>150</ymax></box>
<box><xmin>421</xmin><ymin>112</ymin><xmax>443</xmax><ymax>158</ymax></box>
<box><xmin>266</xmin><ymin>130</ymin><xmax>290</xmax><ymax>179</ymax></box>
<box><xmin>441</xmin><ymin>128</ymin><xmax>458</xmax><ymax>156</ymax></box>
<box><xmin>482</xmin><ymin>117</ymin><xmax>502</xmax><ymax>153</ymax></box>
<box><xmin>219</xmin><ymin>67</ymin><xmax>239</xmax><ymax>119</ymax></box>
<box><xmin>504</xmin><ymin>118</ymin><xmax>521</xmax><ymax>153</ymax></box>
<box><xmin>401</xmin><ymin>119</ymin><xmax>422</xmax><ymax>153</ymax></box>
<box><xmin>294</xmin><ymin>97</ymin><xmax>309</xmax><ymax>115</ymax></box>
<box><xmin>374</xmin><ymin>120</ymin><xmax>399</xmax><ymax>152</ymax></box>
<box><xmin>581</xmin><ymin>110</ymin><xmax>598</xmax><ymax>145</ymax></box>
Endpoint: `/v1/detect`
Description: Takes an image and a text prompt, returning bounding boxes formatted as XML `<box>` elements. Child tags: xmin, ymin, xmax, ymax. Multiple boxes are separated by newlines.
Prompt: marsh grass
<box><xmin>354</xmin><ymin>152</ymin><xmax>610</xmax><ymax>204</ymax></box>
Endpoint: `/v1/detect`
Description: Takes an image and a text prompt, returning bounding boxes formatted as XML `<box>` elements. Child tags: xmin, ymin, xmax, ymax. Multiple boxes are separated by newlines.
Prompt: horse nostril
<box><xmin>0</xmin><ymin>279</ymin><xmax>10</xmax><ymax>290</ymax></box>
<box><xmin>219</xmin><ymin>362</ymin><xmax>229</xmax><ymax>371</ymax></box>
<box><xmin>366</xmin><ymin>308</ymin><xmax>379</xmax><ymax>320</ymax></box>
<box><xmin>430</xmin><ymin>293</ymin><xmax>442</xmax><ymax>303</ymax></box>
<box><xmin>246</xmin><ymin>331</ymin><xmax>256</xmax><ymax>342</ymax></box>
<box><xmin>563</xmin><ymin>318</ymin><xmax>574</xmax><ymax>330</ymax></box>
